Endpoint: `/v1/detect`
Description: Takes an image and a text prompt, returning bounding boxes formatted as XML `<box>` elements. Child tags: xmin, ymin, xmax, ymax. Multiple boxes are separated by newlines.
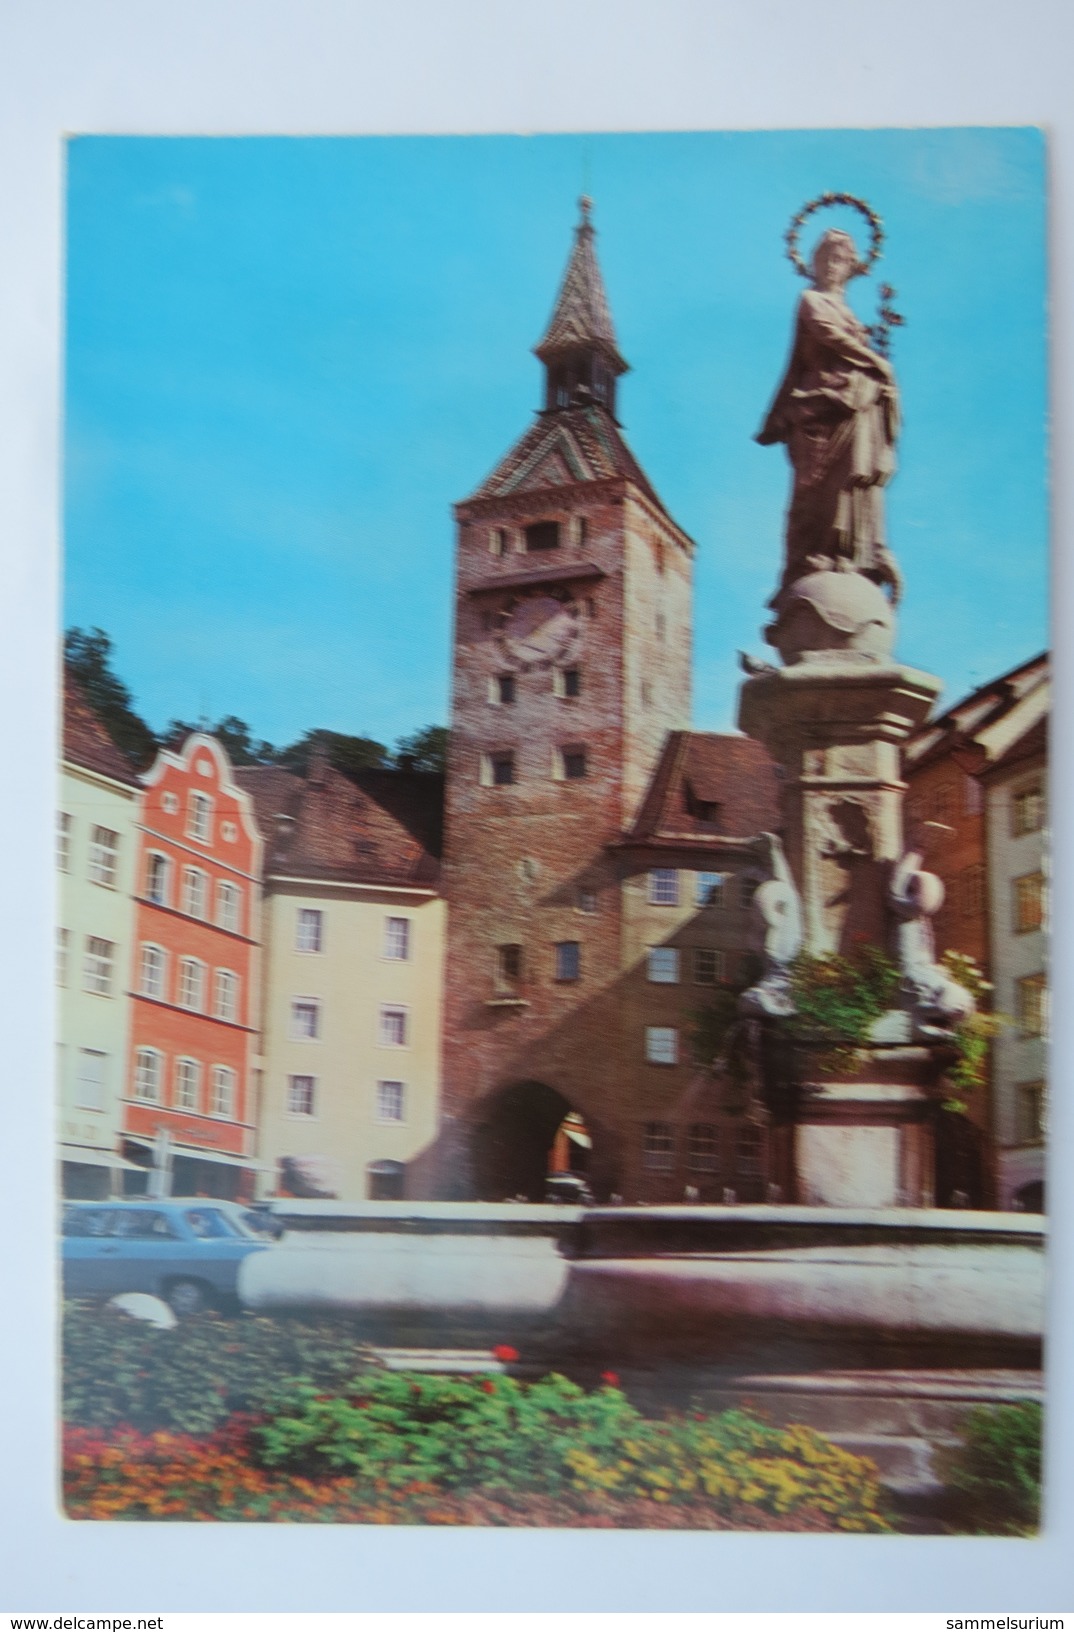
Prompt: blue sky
<box><xmin>63</xmin><ymin>129</ymin><xmax>1048</xmax><ymax>747</ymax></box>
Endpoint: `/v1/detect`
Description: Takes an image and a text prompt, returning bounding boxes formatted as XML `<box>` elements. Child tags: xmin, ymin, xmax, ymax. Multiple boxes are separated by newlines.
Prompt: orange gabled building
<box><xmin>123</xmin><ymin>733</ymin><xmax>263</xmax><ymax>1199</ymax></box>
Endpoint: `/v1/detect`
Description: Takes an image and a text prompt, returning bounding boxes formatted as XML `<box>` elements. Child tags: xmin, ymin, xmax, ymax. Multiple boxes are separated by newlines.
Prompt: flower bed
<box><xmin>63</xmin><ymin>1361</ymin><xmax>891</xmax><ymax>1531</ymax></box>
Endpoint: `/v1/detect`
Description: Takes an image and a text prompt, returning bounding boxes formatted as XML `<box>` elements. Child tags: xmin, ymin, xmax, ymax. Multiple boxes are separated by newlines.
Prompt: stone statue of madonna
<box><xmin>757</xmin><ymin>228</ymin><xmax>902</xmax><ymax>612</ymax></box>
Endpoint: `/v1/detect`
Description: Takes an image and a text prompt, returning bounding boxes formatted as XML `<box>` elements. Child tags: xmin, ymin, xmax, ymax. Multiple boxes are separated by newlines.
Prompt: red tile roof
<box><xmin>62</xmin><ymin>674</ymin><xmax>140</xmax><ymax>787</ymax></box>
<box><xmin>235</xmin><ymin>761</ymin><xmax>443</xmax><ymax>888</ymax></box>
<box><xmin>626</xmin><ymin>730</ymin><xmax>781</xmax><ymax>848</ymax></box>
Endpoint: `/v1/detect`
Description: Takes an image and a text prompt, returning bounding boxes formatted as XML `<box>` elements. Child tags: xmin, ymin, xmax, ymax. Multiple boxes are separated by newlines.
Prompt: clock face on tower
<box><xmin>495</xmin><ymin>591</ymin><xmax>583</xmax><ymax>668</ymax></box>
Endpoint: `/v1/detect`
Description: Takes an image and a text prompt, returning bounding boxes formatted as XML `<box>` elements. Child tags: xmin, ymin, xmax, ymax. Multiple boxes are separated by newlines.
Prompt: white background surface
<box><xmin>1</xmin><ymin>0</ymin><xmax>1070</xmax><ymax>1611</ymax></box>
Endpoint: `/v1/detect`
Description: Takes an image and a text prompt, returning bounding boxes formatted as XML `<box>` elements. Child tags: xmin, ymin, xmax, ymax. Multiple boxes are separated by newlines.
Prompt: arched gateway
<box><xmin>471</xmin><ymin>1081</ymin><xmax>596</xmax><ymax>1202</ymax></box>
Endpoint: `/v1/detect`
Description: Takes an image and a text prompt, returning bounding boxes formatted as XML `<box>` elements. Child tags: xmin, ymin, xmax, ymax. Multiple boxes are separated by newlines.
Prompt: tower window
<box><xmin>555</xmin><ymin>941</ymin><xmax>581</xmax><ymax>982</ymax></box>
<box><xmin>492</xmin><ymin>674</ymin><xmax>516</xmax><ymax>705</ymax></box>
<box><xmin>555</xmin><ymin>667</ymin><xmax>581</xmax><ymax>699</ymax></box>
<box><xmin>525</xmin><ymin>521</ymin><xmax>560</xmax><ymax>552</ymax></box>
<box><xmin>496</xmin><ymin>944</ymin><xmax>523</xmax><ymax>989</ymax></box>
<box><xmin>490</xmin><ymin>527</ymin><xmax>509</xmax><ymax>557</ymax></box>
<box><xmin>559</xmin><ymin>747</ymin><xmax>587</xmax><ymax>780</ymax></box>
<box><xmin>574</xmin><ymin>516</ymin><xmax>588</xmax><ymax>547</ymax></box>
<box><xmin>482</xmin><ymin>751</ymin><xmax>516</xmax><ymax>786</ymax></box>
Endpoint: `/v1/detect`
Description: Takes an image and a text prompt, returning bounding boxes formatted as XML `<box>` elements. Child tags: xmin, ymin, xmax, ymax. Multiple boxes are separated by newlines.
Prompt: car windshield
<box><xmin>183</xmin><ymin>1207</ymin><xmax>245</xmax><ymax>1239</ymax></box>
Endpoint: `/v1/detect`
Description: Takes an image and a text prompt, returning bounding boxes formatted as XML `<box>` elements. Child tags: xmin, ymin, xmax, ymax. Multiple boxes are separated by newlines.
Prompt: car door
<box><xmin>61</xmin><ymin>1206</ymin><xmax>119</xmax><ymax>1295</ymax></box>
<box><xmin>180</xmin><ymin>1206</ymin><xmax>260</xmax><ymax>1297</ymax></box>
<box><xmin>108</xmin><ymin>1206</ymin><xmax>186</xmax><ymax>1295</ymax></box>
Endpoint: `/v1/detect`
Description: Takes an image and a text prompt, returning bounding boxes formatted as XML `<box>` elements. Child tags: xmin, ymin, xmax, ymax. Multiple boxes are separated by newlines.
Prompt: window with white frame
<box><xmin>1012</xmin><ymin>781</ymin><xmax>1045</xmax><ymax>837</ymax></box>
<box><xmin>56</xmin><ymin>927</ymin><xmax>69</xmax><ymax>986</ymax></box>
<box><xmin>384</xmin><ymin>917</ymin><xmax>411</xmax><ymax>961</ymax></box>
<box><xmin>57</xmin><ymin>812</ymin><xmax>72</xmax><ymax>872</ymax></box>
<box><xmin>735</xmin><ymin>1125</ymin><xmax>765</xmax><ymax>1177</ymax></box>
<box><xmin>182</xmin><ymin>867</ymin><xmax>209</xmax><ymax>919</ymax></box>
<box><xmin>289</xmin><ymin>999</ymin><xmax>321</xmax><ymax>1041</ymax></box>
<box><xmin>558</xmin><ymin>746</ymin><xmax>588</xmax><ymax>780</ymax></box>
<box><xmin>133</xmin><ymin>1048</ymin><xmax>163</xmax><ymax>1104</ymax></box>
<box><xmin>642</xmin><ymin>1122</ymin><xmax>675</xmax><ymax>1172</ymax></box>
<box><xmin>174</xmin><ymin>1057</ymin><xmax>201</xmax><ymax>1112</ymax></box>
<box><xmin>577</xmin><ymin>888</ymin><xmax>598</xmax><ymax>914</ymax></box>
<box><xmin>286</xmin><ymin>1074</ymin><xmax>316</xmax><ymax>1117</ymax></box>
<box><xmin>210</xmin><ymin>1065</ymin><xmax>236</xmax><ymax>1118</ymax></box>
<box><xmin>1013</xmin><ymin>873</ymin><xmax>1045</xmax><ymax>935</ymax></box>
<box><xmin>1016</xmin><ymin>973</ymin><xmax>1047</xmax><ymax>1036</ymax></box>
<box><xmin>554</xmin><ymin>940</ymin><xmax>581</xmax><ymax>982</ymax></box>
<box><xmin>214</xmin><ymin>969</ymin><xmax>239</xmax><ymax>1023</ymax></box>
<box><xmin>139</xmin><ymin>943</ymin><xmax>167</xmax><ymax>1000</ymax></box>
<box><xmin>687</xmin><ymin>1122</ymin><xmax>720</xmax><ymax>1174</ymax></box>
<box><xmin>379</xmin><ymin>1006</ymin><xmax>408</xmax><ymax>1047</ymax></box>
<box><xmin>187</xmin><ymin>791</ymin><xmax>213</xmax><ymax>842</ymax></box>
<box><xmin>693</xmin><ymin>947</ymin><xmax>726</xmax><ymax>985</ymax></box>
<box><xmin>83</xmin><ymin>937</ymin><xmax>114</xmax><ymax>996</ymax></box>
<box><xmin>177</xmin><ymin>958</ymin><xmax>206</xmax><ymax>1012</ymax></box>
<box><xmin>87</xmin><ymin>826</ymin><xmax>119</xmax><ymax>887</ymax></box>
<box><xmin>145</xmin><ymin>852</ymin><xmax>170</xmax><ymax>905</ymax></box>
<box><xmin>696</xmin><ymin>871</ymin><xmax>727</xmax><ymax>907</ymax></box>
<box><xmin>296</xmin><ymin>908</ymin><xmax>323</xmax><ymax>953</ymax></box>
<box><xmin>216</xmin><ymin>880</ymin><xmax>241</xmax><ymax>934</ymax></box>
<box><xmin>645</xmin><ymin>1026</ymin><xmax>678</xmax><ymax>1065</ymax></box>
<box><xmin>648</xmin><ymin>868</ymin><xmax>678</xmax><ymax>906</ymax></box>
<box><xmin>1016</xmin><ymin>1081</ymin><xmax>1046</xmax><ymax>1144</ymax></box>
<box><xmin>647</xmin><ymin>946</ymin><xmax>679</xmax><ymax>984</ymax></box>
<box><xmin>738</xmin><ymin>875</ymin><xmax>756</xmax><ymax>910</ymax></box>
<box><xmin>74</xmin><ymin>1049</ymin><xmax>106</xmax><ymax>1112</ymax></box>
<box><xmin>376</xmin><ymin>1079</ymin><xmax>406</xmax><ymax>1123</ymax></box>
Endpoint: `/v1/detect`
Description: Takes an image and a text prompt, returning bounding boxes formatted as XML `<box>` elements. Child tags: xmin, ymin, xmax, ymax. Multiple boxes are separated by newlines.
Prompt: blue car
<box><xmin>62</xmin><ymin>1198</ymin><xmax>271</xmax><ymax>1315</ymax></box>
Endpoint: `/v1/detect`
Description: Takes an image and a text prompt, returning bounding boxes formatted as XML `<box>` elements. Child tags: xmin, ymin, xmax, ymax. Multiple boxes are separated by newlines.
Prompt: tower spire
<box><xmin>534</xmin><ymin>197</ymin><xmax>629</xmax><ymax>416</ymax></box>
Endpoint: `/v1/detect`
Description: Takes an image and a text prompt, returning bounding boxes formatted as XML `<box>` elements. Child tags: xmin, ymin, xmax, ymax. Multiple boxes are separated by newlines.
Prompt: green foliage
<box><xmin>62</xmin><ymin>1304</ymin><xmax>377</xmax><ymax>1434</ymax></box>
<box><xmin>162</xmin><ymin>714</ymin><xmax>277</xmax><ymax>765</ymax></box>
<box><xmin>64</xmin><ymin>626</ymin><xmax>158</xmax><ymax>770</ymax></box>
<box><xmin>938</xmin><ymin>951</ymin><xmax>1006</xmax><ymax>1113</ymax></box>
<box><xmin>943</xmin><ymin>1401</ymin><xmax>1042</xmax><ymax>1535</ymax></box>
<box><xmin>787</xmin><ymin>945</ymin><xmax>900</xmax><ymax>1065</ymax></box>
<box><xmin>274</xmin><ymin>727</ymin><xmax>391</xmax><ymax>777</ymax></box>
<box><xmin>252</xmin><ymin>1373</ymin><xmax>890</xmax><ymax>1530</ymax></box>
<box><xmin>393</xmin><ymin>724</ymin><xmax>448</xmax><ymax>773</ymax></box>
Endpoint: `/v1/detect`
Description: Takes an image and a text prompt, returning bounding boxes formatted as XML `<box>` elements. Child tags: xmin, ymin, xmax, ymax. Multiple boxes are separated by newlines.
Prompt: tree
<box><xmin>64</xmin><ymin>627</ymin><xmax>158</xmax><ymax>770</ymax></box>
<box><xmin>162</xmin><ymin>714</ymin><xmax>277</xmax><ymax>766</ymax></box>
<box><xmin>392</xmin><ymin>724</ymin><xmax>448</xmax><ymax>773</ymax></box>
<box><xmin>274</xmin><ymin>728</ymin><xmax>391</xmax><ymax>779</ymax></box>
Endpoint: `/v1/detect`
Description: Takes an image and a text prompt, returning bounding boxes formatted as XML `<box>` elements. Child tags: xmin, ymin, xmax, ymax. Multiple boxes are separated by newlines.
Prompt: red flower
<box><xmin>492</xmin><ymin>1344</ymin><xmax>519</xmax><ymax>1363</ymax></box>
<box><xmin>480</xmin><ymin>1379</ymin><xmax>496</xmax><ymax>1394</ymax></box>
<box><xmin>600</xmin><ymin>1371</ymin><xmax>620</xmax><ymax>1387</ymax></box>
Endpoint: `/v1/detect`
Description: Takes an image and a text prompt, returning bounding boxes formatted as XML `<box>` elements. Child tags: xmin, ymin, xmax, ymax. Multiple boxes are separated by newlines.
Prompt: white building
<box><xmin>58</xmin><ymin>677</ymin><xmax>142</xmax><ymax>1197</ymax></box>
<box><xmin>236</xmin><ymin>751</ymin><xmax>446</xmax><ymax>1200</ymax></box>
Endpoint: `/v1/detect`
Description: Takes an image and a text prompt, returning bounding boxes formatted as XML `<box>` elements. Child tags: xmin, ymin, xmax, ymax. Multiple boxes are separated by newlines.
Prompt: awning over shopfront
<box><xmin>60</xmin><ymin>1145</ymin><xmax>144</xmax><ymax>1172</ymax></box>
<box><xmin>123</xmin><ymin>1137</ymin><xmax>272</xmax><ymax>1172</ymax></box>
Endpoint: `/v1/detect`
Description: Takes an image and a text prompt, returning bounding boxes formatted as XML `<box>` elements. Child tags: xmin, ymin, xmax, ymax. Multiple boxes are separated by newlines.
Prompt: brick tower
<box><xmin>435</xmin><ymin>199</ymin><xmax>696</xmax><ymax>1199</ymax></box>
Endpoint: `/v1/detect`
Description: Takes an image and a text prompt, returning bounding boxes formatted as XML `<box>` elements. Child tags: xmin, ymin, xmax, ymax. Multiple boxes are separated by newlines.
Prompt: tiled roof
<box><xmin>463</xmin><ymin>403</ymin><xmax>673</xmax><ymax>519</ymax></box>
<box><xmin>533</xmin><ymin>198</ymin><xmax>626</xmax><ymax>372</ymax></box>
<box><xmin>62</xmin><ymin>674</ymin><xmax>140</xmax><ymax>787</ymax></box>
<box><xmin>983</xmin><ymin>713</ymin><xmax>1048</xmax><ymax>780</ymax></box>
<box><xmin>235</xmin><ymin>761</ymin><xmax>443</xmax><ymax>888</ymax></box>
<box><xmin>906</xmin><ymin>652</ymin><xmax>1050</xmax><ymax>773</ymax></box>
<box><xmin>626</xmin><ymin>730</ymin><xmax>781</xmax><ymax>846</ymax></box>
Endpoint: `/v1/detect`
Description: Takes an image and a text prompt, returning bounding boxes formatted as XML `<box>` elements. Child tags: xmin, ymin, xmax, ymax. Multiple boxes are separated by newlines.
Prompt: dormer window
<box><xmin>525</xmin><ymin>521</ymin><xmax>560</xmax><ymax>552</ymax></box>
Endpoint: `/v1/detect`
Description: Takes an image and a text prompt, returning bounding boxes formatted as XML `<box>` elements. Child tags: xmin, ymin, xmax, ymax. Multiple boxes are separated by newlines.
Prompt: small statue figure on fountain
<box><xmin>889</xmin><ymin>823</ymin><xmax>976</xmax><ymax>1041</ymax></box>
<box><xmin>739</xmin><ymin>832</ymin><xmax>803</xmax><ymax>1018</ymax></box>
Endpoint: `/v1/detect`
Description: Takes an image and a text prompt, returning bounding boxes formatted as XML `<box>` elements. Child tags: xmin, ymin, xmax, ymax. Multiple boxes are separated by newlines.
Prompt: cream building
<box><xmin>58</xmin><ymin>678</ymin><xmax>142</xmax><ymax>1196</ymax></box>
<box><xmin>236</xmin><ymin>752</ymin><xmax>445</xmax><ymax>1200</ymax></box>
<box><xmin>977</xmin><ymin>663</ymin><xmax>1049</xmax><ymax>1211</ymax></box>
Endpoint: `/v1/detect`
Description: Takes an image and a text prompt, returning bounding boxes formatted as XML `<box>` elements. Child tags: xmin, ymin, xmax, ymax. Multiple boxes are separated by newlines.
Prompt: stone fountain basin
<box><xmin>238</xmin><ymin>1203</ymin><xmax>1044</xmax><ymax>1352</ymax></box>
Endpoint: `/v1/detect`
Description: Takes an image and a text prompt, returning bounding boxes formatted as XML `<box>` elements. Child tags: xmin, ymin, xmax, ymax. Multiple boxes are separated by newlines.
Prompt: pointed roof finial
<box><xmin>534</xmin><ymin>198</ymin><xmax>628</xmax><ymax>374</ymax></box>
